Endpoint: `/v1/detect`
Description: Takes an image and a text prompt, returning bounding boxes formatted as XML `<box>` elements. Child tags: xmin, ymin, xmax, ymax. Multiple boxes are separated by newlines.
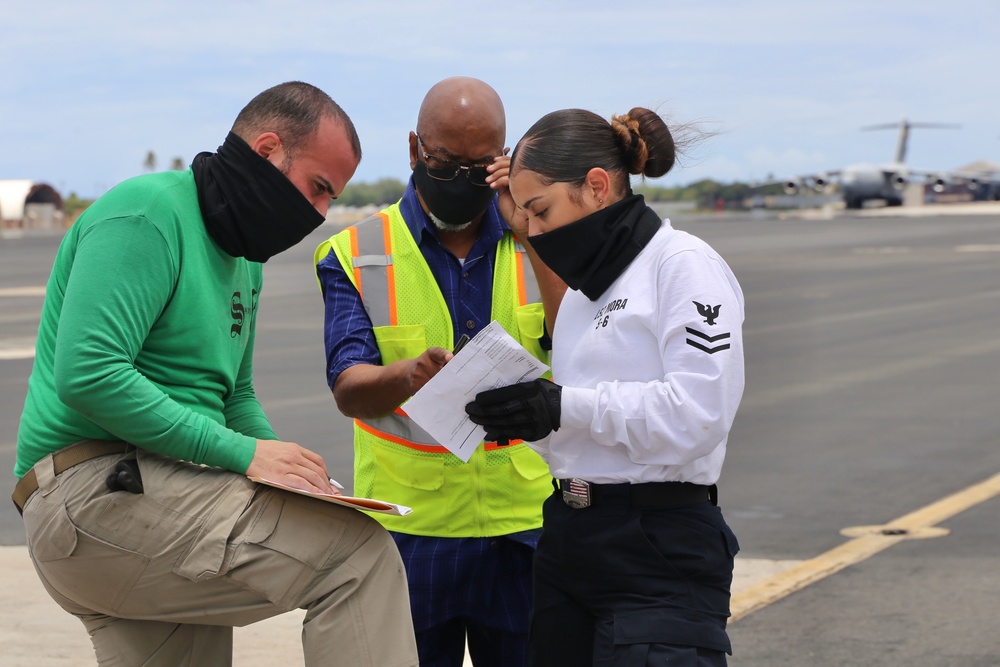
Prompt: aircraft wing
<box><xmin>915</xmin><ymin>164</ymin><xmax>1000</xmax><ymax>194</ymax></box>
<box><xmin>752</xmin><ymin>170</ymin><xmax>842</xmax><ymax>195</ymax></box>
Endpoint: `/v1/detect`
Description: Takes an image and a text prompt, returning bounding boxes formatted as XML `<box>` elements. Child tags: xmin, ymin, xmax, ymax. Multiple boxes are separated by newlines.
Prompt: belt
<box><xmin>557</xmin><ymin>478</ymin><xmax>715</xmax><ymax>510</ymax></box>
<box><xmin>12</xmin><ymin>440</ymin><xmax>133</xmax><ymax>515</ymax></box>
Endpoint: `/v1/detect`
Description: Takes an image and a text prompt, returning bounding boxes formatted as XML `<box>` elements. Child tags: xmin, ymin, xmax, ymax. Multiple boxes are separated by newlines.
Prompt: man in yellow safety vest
<box><xmin>314</xmin><ymin>77</ymin><xmax>558</xmax><ymax>667</ymax></box>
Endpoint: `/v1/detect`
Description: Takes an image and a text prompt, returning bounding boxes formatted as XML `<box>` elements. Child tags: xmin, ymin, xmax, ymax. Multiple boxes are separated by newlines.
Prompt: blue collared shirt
<box><xmin>317</xmin><ymin>177</ymin><xmax>512</xmax><ymax>389</ymax></box>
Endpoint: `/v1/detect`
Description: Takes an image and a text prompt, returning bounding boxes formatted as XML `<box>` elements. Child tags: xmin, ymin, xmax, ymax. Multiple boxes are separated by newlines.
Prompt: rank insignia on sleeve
<box><xmin>693</xmin><ymin>301</ymin><xmax>721</xmax><ymax>325</ymax></box>
<box><xmin>686</xmin><ymin>327</ymin><xmax>731</xmax><ymax>354</ymax></box>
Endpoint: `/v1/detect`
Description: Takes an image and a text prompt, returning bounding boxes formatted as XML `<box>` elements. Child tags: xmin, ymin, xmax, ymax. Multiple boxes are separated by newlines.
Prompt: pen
<box><xmin>454</xmin><ymin>334</ymin><xmax>471</xmax><ymax>354</ymax></box>
<box><xmin>328</xmin><ymin>477</ymin><xmax>344</xmax><ymax>490</ymax></box>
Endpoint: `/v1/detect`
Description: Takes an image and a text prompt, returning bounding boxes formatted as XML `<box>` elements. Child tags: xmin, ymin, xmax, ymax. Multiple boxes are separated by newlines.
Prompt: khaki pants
<box><xmin>21</xmin><ymin>447</ymin><xmax>418</xmax><ymax>667</ymax></box>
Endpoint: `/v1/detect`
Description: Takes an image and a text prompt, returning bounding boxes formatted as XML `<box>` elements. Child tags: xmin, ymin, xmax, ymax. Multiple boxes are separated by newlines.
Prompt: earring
<box><xmin>598</xmin><ymin>198</ymin><xmax>604</xmax><ymax>204</ymax></box>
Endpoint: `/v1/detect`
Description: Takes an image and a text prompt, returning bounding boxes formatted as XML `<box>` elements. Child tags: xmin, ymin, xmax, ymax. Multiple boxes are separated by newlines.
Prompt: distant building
<box><xmin>0</xmin><ymin>180</ymin><xmax>65</xmax><ymax>229</ymax></box>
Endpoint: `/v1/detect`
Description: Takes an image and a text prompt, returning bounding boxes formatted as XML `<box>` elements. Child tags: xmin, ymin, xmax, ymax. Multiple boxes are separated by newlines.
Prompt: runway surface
<box><xmin>2</xmin><ymin>204</ymin><xmax>999</xmax><ymax>665</ymax></box>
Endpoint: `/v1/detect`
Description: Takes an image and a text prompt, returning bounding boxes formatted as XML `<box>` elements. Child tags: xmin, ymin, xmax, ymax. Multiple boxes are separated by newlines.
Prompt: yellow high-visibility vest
<box><xmin>314</xmin><ymin>202</ymin><xmax>552</xmax><ymax>536</ymax></box>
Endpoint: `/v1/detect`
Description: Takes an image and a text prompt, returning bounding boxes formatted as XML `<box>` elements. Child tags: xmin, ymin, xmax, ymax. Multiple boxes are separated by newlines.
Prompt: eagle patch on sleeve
<box><xmin>687</xmin><ymin>302</ymin><xmax>731</xmax><ymax>353</ymax></box>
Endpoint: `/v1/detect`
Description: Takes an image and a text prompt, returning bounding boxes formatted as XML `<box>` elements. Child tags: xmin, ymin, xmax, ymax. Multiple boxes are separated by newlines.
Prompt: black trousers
<box><xmin>528</xmin><ymin>487</ymin><xmax>739</xmax><ymax>666</ymax></box>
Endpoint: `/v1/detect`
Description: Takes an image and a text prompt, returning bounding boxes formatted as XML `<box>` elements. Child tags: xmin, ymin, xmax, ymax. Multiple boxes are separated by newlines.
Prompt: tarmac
<box><xmin>0</xmin><ymin>545</ymin><xmax>795</xmax><ymax>666</ymax></box>
<box><xmin>0</xmin><ymin>219</ymin><xmax>799</xmax><ymax>665</ymax></box>
<box><xmin>11</xmin><ymin>205</ymin><xmax>1000</xmax><ymax>663</ymax></box>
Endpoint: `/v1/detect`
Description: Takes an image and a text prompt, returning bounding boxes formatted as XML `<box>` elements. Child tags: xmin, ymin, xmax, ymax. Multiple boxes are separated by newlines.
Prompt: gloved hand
<box><xmin>465</xmin><ymin>379</ymin><xmax>562</xmax><ymax>444</ymax></box>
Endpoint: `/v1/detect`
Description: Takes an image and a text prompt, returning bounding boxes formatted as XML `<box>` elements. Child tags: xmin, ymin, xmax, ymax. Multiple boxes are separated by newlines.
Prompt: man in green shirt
<box><xmin>13</xmin><ymin>81</ymin><xmax>418</xmax><ymax>667</ymax></box>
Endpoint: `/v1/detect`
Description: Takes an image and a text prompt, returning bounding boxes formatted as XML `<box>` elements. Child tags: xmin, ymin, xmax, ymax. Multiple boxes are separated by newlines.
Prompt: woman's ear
<box><xmin>584</xmin><ymin>167</ymin><xmax>612</xmax><ymax>207</ymax></box>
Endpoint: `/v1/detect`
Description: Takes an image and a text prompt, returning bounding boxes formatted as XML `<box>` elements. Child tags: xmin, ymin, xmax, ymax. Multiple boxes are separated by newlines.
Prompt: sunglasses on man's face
<box><xmin>416</xmin><ymin>134</ymin><xmax>494</xmax><ymax>187</ymax></box>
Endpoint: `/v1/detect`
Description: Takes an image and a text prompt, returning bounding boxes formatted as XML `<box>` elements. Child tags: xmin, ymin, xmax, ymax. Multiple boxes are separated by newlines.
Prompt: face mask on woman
<box><xmin>528</xmin><ymin>194</ymin><xmax>661</xmax><ymax>300</ymax></box>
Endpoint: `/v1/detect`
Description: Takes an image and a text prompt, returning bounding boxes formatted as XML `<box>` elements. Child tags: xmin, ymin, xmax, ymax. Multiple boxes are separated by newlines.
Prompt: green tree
<box><xmin>64</xmin><ymin>193</ymin><xmax>95</xmax><ymax>222</ymax></box>
<box><xmin>333</xmin><ymin>177</ymin><xmax>787</xmax><ymax>211</ymax></box>
<box><xmin>337</xmin><ymin>178</ymin><xmax>407</xmax><ymax>207</ymax></box>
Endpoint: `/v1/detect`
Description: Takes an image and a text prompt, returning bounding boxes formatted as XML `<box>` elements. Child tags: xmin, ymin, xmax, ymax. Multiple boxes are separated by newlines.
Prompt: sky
<box><xmin>3</xmin><ymin>0</ymin><xmax>999</xmax><ymax>198</ymax></box>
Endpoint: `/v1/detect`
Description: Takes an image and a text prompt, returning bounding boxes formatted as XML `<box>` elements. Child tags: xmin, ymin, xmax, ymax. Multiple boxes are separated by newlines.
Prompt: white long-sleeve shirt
<box><xmin>529</xmin><ymin>218</ymin><xmax>745</xmax><ymax>486</ymax></box>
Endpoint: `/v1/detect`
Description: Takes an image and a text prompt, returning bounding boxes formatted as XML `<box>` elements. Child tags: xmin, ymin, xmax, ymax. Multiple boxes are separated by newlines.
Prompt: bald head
<box><xmin>415</xmin><ymin>77</ymin><xmax>505</xmax><ymax>147</ymax></box>
<box><xmin>409</xmin><ymin>78</ymin><xmax>505</xmax><ymax>230</ymax></box>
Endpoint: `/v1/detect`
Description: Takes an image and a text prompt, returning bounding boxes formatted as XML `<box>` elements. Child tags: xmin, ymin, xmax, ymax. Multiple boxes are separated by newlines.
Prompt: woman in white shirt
<box><xmin>467</xmin><ymin>107</ymin><xmax>745</xmax><ymax>666</ymax></box>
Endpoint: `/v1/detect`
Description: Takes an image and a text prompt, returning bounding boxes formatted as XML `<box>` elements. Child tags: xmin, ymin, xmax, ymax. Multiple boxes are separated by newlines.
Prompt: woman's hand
<box><xmin>487</xmin><ymin>151</ymin><xmax>529</xmax><ymax>238</ymax></box>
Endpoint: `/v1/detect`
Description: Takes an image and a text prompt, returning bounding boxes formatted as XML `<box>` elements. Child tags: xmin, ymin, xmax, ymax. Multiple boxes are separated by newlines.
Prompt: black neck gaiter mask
<box><xmin>191</xmin><ymin>132</ymin><xmax>325</xmax><ymax>262</ymax></box>
<box><xmin>412</xmin><ymin>162</ymin><xmax>496</xmax><ymax>227</ymax></box>
<box><xmin>528</xmin><ymin>194</ymin><xmax>661</xmax><ymax>300</ymax></box>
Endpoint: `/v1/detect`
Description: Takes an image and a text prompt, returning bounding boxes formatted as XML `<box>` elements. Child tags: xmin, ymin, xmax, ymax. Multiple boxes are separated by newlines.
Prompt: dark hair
<box><xmin>231</xmin><ymin>81</ymin><xmax>362</xmax><ymax>160</ymax></box>
<box><xmin>512</xmin><ymin>107</ymin><xmax>676</xmax><ymax>196</ymax></box>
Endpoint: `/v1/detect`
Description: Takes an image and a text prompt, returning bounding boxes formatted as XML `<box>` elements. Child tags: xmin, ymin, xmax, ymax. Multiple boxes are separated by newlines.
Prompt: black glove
<box><xmin>105</xmin><ymin>459</ymin><xmax>144</xmax><ymax>494</ymax></box>
<box><xmin>465</xmin><ymin>379</ymin><xmax>562</xmax><ymax>444</ymax></box>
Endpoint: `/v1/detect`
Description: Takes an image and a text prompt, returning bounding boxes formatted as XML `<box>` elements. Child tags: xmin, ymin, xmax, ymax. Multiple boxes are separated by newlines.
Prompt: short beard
<box><xmin>278</xmin><ymin>150</ymin><xmax>294</xmax><ymax>177</ymax></box>
<box><xmin>428</xmin><ymin>211</ymin><xmax>473</xmax><ymax>232</ymax></box>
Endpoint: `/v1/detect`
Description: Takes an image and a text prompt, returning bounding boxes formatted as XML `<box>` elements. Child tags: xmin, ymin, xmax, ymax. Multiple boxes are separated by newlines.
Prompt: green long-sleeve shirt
<box><xmin>15</xmin><ymin>170</ymin><xmax>275</xmax><ymax>478</ymax></box>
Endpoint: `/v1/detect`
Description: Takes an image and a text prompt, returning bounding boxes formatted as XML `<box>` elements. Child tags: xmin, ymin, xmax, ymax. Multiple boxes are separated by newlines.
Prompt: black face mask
<box><xmin>412</xmin><ymin>162</ymin><xmax>496</xmax><ymax>227</ymax></box>
<box><xmin>528</xmin><ymin>194</ymin><xmax>662</xmax><ymax>300</ymax></box>
<box><xmin>191</xmin><ymin>132</ymin><xmax>325</xmax><ymax>263</ymax></box>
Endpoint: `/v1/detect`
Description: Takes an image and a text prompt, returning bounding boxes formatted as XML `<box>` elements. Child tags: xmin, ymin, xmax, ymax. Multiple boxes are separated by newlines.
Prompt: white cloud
<box><xmin>3</xmin><ymin>1</ymin><xmax>998</xmax><ymax>196</ymax></box>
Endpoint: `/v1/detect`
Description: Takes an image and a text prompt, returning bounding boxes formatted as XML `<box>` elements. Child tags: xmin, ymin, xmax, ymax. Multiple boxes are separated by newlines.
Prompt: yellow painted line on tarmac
<box><xmin>731</xmin><ymin>470</ymin><xmax>1000</xmax><ymax>622</ymax></box>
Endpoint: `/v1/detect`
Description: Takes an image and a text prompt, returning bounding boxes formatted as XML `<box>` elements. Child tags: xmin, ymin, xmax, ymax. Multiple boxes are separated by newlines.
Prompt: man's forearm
<box><xmin>333</xmin><ymin>362</ymin><xmax>413</xmax><ymax>419</ymax></box>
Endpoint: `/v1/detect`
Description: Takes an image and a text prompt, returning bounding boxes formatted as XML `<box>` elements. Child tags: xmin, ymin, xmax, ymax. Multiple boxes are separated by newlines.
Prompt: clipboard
<box><xmin>248</xmin><ymin>477</ymin><xmax>413</xmax><ymax>516</ymax></box>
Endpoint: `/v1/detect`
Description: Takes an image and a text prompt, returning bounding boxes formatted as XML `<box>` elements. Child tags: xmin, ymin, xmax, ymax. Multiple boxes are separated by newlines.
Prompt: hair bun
<box><xmin>610</xmin><ymin>113</ymin><xmax>649</xmax><ymax>175</ymax></box>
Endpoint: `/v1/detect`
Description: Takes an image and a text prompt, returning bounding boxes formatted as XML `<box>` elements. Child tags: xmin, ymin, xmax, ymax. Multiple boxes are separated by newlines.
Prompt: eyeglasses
<box><xmin>415</xmin><ymin>134</ymin><xmax>493</xmax><ymax>187</ymax></box>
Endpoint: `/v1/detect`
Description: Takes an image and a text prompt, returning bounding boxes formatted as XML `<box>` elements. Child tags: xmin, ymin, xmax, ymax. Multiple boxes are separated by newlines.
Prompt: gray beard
<box><xmin>429</xmin><ymin>211</ymin><xmax>474</xmax><ymax>233</ymax></box>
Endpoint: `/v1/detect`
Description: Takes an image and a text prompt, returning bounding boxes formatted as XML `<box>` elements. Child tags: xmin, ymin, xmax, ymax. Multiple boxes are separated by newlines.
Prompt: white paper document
<box><xmin>403</xmin><ymin>320</ymin><xmax>549</xmax><ymax>462</ymax></box>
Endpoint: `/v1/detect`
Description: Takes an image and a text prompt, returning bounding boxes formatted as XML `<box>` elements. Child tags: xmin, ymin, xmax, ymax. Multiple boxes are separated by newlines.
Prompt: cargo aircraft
<box><xmin>777</xmin><ymin>119</ymin><xmax>996</xmax><ymax>209</ymax></box>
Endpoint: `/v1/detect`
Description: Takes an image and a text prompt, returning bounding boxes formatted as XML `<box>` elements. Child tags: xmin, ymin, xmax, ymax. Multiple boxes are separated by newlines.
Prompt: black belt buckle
<box><xmin>562</xmin><ymin>478</ymin><xmax>592</xmax><ymax>509</ymax></box>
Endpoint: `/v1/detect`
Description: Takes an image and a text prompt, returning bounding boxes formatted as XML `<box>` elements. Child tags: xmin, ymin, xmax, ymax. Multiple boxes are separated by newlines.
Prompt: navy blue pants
<box><xmin>529</xmin><ymin>488</ymin><xmax>739</xmax><ymax>666</ymax></box>
<box><xmin>392</xmin><ymin>532</ymin><xmax>536</xmax><ymax>667</ymax></box>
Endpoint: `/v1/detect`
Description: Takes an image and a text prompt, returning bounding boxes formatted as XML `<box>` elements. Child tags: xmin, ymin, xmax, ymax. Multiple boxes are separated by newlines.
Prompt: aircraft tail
<box><xmin>861</xmin><ymin>119</ymin><xmax>960</xmax><ymax>164</ymax></box>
